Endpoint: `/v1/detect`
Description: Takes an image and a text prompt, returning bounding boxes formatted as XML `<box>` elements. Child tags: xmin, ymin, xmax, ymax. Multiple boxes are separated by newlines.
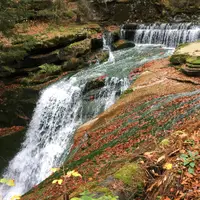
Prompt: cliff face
<box><xmin>81</xmin><ymin>0</ymin><xmax>200</xmax><ymax>23</ymax></box>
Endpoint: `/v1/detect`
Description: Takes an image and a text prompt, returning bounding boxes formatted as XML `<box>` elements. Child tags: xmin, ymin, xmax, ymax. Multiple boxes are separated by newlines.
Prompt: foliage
<box><xmin>39</xmin><ymin>64</ymin><xmax>62</xmax><ymax>74</ymax></box>
<box><xmin>180</xmin><ymin>150</ymin><xmax>199</xmax><ymax>174</ymax></box>
<box><xmin>0</xmin><ymin>0</ymin><xmax>31</xmax><ymax>34</ymax></box>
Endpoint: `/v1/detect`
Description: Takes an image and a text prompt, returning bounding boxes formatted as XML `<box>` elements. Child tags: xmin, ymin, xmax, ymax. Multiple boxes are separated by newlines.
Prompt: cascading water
<box><xmin>121</xmin><ymin>23</ymin><xmax>200</xmax><ymax>47</ymax></box>
<box><xmin>0</xmin><ymin>40</ymin><xmax>173</xmax><ymax>199</ymax></box>
<box><xmin>103</xmin><ymin>33</ymin><xmax>115</xmax><ymax>63</ymax></box>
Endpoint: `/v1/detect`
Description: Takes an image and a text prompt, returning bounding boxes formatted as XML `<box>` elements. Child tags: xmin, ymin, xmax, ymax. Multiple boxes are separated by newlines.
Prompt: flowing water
<box><xmin>121</xmin><ymin>23</ymin><xmax>200</xmax><ymax>47</ymax></box>
<box><xmin>0</xmin><ymin>44</ymin><xmax>173</xmax><ymax>199</ymax></box>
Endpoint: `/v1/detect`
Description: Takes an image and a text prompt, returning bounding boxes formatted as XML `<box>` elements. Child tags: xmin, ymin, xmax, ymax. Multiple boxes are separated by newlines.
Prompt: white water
<box><xmin>103</xmin><ymin>33</ymin><xmax>115</xmax><ymax>63</ymax></box>
<box><xmin>121</xmin><ymin>23</ymin><xmax>200</xmax><ymax>47</ymax></box>
<box><xmin>0</xmin><ymin>43</ymin><xmax>173</xmax><ymax>199</ymax></box>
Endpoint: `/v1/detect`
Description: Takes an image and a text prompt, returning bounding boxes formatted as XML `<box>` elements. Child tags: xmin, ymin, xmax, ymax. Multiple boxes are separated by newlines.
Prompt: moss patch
<box><xmin>186</xmin><ymin>57</ymin><xmax>200</xmax><ymax>65</ymax></box>
<box><xmin>170</xmin><ymin>54</ymin><xmax>189</xmax><ymax>65</ymax></box>
<box><xmin>114</xmin><ymin>163</ymin><xmax>144</xmax><ymax>186</ymax></box>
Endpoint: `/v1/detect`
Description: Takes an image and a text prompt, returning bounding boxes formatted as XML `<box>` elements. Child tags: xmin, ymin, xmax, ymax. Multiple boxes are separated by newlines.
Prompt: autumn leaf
<box><xmin>11</xmin><ymin>195</ymin><xmax>21</xmax><ymax>200</ymax></box>
<box><xmin>66</xmin><ymin>170</ymin><xmax>82</xmax><ymax>178</ymax></box>
<box><xmin>52</xmin><ymin>179</ymin><xmax>63</xmax><ymax>185</ymax></box>
<box><xmin>163</xmin><ymin>163</ymin><xmax>173</xmax><ymax>170</ymax></box>
<box><xmin>50</xmin><ymin>168</ymin><xmax>60</xmax><ymax>173</ymax></box>
<box><xmin>7</xmin><ymin>179</ymin><xmax>15</xmax><ymax>186</ymax></box>
<box><xmin>0</xmin><ymin>178</ymin><xmax>15</xmax><ymax>186</ymax></box>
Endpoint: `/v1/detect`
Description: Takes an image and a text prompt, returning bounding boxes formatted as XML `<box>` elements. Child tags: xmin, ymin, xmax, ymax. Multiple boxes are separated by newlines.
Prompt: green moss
<box><xmin>114</xmin><ymin>163</ymin><xmax>143</xmax><ymax>186</ymax></box>
<box><xmin>186</xmin><ymin>57</ymin><xmax>200</xmax><ymax>65</ymax></box>
<box><xmin>120</xmin><ymin>88</ymin><xmax>133</xmax><ymax>99</ymax></box>
<box><xmin>64</xmin><ymin>10</ymin><xmax>76</xmax><ymax>18</ymax></box>
<box><xmin>65</xmin><ymin>39</ymin><xmax>91</xmax><ymax>57</ymax></box>
<box><xmin>170</xmin><ymin>54</ymin><xmax>189</xmax><ymax>65</ymax></box>
<box><xmin>160</xmin><ymin>138</ymin><xmax>170</xmax><ymax>147</ymax></box>
<box><xmin>0</xmin><ymin>48</ymin><xmax>28</xmax><ymax>64</ymax></box>
<box><xmin>177</xmin><ymin>42</ymin><xmax>189</xmax><ymax>50</ymax></box>
<box><xmin>3</xmin><ymin>66</ymin><xmax>15</xmax><ymax>73</ymax></box>
<box><xmin>39</xmin><ymin>64</ymin><xmax>61</xmax><ymax>74</ymax></box>
<box><xmin>91</xmin><ymin>186</ymin><xmax>113</xmax><ymax>197</ymax></box>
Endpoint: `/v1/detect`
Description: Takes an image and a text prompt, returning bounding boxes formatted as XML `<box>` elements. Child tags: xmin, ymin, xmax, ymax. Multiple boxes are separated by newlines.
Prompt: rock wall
<box><xmin>81</xmin><ymin>0</ymin><xmax>200</xmax><ymax>23</ymax></box>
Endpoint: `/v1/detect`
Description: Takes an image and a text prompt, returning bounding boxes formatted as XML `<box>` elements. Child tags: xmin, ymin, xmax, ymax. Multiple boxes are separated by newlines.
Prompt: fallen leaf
<box><xmin>52</xmin><ymin>179</ymin><xmax>63</xmax><ymax>185</ymax></box>
<box><xmin>50</xmin><ymin>168</ymin><xmax>60</xmax><ymax>173</ymax></box>
<box><xmin>10</xmin><ymin>195</ymin><xmax>21</xmax><ymax>200</ymax></box>
<box><xmin>66</xmin><ymin>170</ymin><xmax>82</xmax><ymax>178</ymax></box>
<box><xmin>163</xmin><ymin>163</ymin><xmax>173</xmax><ymax>170</ymax></box>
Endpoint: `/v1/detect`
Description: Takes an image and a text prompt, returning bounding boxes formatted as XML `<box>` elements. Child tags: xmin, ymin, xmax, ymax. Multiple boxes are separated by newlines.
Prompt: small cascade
<box><xmin>103</xmin><ymin>32</ymin><xmax>115</xmax><ymax>63</ymax></box>
<box><xmin>121</xmin><ymin>23</ymin><xmax>200</xmax><ymax>47</ymax></box>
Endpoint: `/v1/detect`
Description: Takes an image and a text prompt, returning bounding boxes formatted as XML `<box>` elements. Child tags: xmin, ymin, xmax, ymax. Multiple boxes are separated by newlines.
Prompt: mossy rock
<box><xmin>181</xmin><ymin>65</ymin><xmax>200</xmax><ymax>77</ymax></box>
<box><xmin>112</xmin><ymin>39</ymin><xmax>135</xmax><ymax>51</ymax></box>
<box><xmin>186</xmin><ymin>56</ymin><xmax>200</xmax><ymax>66</ymax></box>
<box><xmin>83</xmin><ymin>78</ymin><xmax>105</xmax><ymax>94</ymax></box>
<box><xmin>170</xmin><ymin>54</ymin><xmax>189</xmax><ymax>65</ymax></box>
<box><xmin>114</xmin><ymin>163</ymin><xmax>145</xmax><ymax>187</ymax></box>
<box><xmin>186</xmin><ymin>63</ymin><xmax>200</xmax><ymax>69</ymax></box>
<box><xmin>63</xmin><ymin>38</ymin><xmax>91</xmax><ymax>58</ymax></box>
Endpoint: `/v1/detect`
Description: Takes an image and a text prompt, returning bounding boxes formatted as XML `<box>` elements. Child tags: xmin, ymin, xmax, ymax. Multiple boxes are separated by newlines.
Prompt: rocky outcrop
<box><xmin>0</xmin><ymin>24</ymin><xmax>102</xmax><ymax>80</ymax></box>
<box><xmin>80</xmin><ymin>0</ymin><xmax>200</xmax><ymax>23</ymax></box>
<box><xmin>170</xmin><ymin>42</ymin><xmax>200</xmax><ymax>76</ymax></box>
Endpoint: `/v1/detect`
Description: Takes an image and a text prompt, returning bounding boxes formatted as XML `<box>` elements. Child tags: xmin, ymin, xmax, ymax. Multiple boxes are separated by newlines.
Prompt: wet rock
<box><xmin>0</xmin><ymin>87</ymin><xmax>39</xmax><ymax>128</ymax></box>
<box><xmin>112</xmin><ymin>39</ymin><xmax>135</xmax><ymax>51</ymax></box>
<box><xmin>88</xmin><ymin>50</ymin><xmax>109</xmax><ymax>65</ymax></box>
<box><xmin>83</xmin><ymin>77</ymin><xmax>106</xmax><ymax>94</ymax></box>
<box><xmin>91</xmin><ymin>33</ymin><xmax>103</xmax><ymax>50</ymax></box>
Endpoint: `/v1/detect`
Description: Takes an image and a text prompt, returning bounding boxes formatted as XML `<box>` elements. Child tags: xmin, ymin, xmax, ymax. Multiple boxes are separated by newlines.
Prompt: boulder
<box><xmin>112</xmin><ymin>39</ymin><xmax>135</xmax><ymax>51</ymax></box>
<box><xmin>91</xmin><ymin>33</ymin><xmax>103</xmax><ymax>50</ymax></box>
<box><xmin>83</xmin><ymin>77</ymin><xmax>106</xmax><ymax>94</ymax></box>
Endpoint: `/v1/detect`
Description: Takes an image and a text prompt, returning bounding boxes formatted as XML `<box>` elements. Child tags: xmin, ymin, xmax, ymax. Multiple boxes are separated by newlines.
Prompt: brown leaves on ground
<box><xmin>144</xmin><ymin>130</ymin><xmax>200</xmax><ymax>200</ymax></box>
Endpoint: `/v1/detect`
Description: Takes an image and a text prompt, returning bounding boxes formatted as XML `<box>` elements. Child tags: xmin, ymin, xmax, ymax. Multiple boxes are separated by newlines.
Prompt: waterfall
<box><xmin>0</xmin><ymin>66</ymin><xmax>129</xmax><ymax>200</ymax></box>
<box><xmin>121</xmin><ymin>23</ymin><xmax>200</xmax><ymax>47</ymax></box>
